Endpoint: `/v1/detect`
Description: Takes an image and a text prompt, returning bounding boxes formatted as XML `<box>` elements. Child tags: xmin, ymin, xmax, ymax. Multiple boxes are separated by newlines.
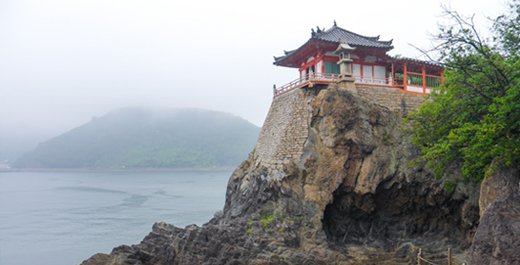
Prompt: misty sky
<box><xmin>0</xmin><ymin>0</ymin><xmax>508</xmax><ymax>160</ymax></box>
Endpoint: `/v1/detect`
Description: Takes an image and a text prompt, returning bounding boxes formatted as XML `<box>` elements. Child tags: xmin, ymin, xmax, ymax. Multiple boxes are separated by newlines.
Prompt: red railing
<box><xmin>274</xmin><ymin>73</ymin><xmax>338</xmax><ymax>96</ymax></box>
<box><xmin>354</xmin><ymin>76</ymin><xmax>391</xmax><ymax>85</ymax></box>
<box><xmin>392</xmin><ymin>73</ymin><xmax>443</xmax><ymax>94</ymax></box>
<box><xmin>274</xmin><ymin>74</ymin><xmax>402</xmax><ymax>97</ymax></box>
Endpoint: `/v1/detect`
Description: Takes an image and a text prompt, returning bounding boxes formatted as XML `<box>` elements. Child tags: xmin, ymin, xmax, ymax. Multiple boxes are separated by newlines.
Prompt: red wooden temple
<box><xmin>273</xmin><ymin>22</ymin><xmax>444</xmax><ymax>96</ymax></box>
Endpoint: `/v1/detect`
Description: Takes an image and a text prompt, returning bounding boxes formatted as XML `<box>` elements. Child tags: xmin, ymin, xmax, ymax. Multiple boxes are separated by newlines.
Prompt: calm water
<box><xmin>0</xmin><ymin>170</ymin><xmax>233</xmax><ymax>265</ymax></box>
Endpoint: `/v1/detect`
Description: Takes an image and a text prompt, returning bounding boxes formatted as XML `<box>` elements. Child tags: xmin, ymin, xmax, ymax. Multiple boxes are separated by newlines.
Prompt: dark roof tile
<box><xmin>392</xmin><ymin>56</ymin><xmax>444</xmax><ymax>68</ymax></box>
<box><xmin>274</xmin><ymin>24</ymin><xmax>393</xmax><ymax>65</ymax></box>
<box><xmin>314</xmin><ymin>26</ymin><xmax>393</xmax><ymax>48</ymax></box>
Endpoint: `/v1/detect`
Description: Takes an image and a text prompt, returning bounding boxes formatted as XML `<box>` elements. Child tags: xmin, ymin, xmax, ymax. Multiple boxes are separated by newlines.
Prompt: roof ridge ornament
<box><xmin>333</xmin><ymin>20</ymin><xmax>337</xmax><ymax>27</ymax></box>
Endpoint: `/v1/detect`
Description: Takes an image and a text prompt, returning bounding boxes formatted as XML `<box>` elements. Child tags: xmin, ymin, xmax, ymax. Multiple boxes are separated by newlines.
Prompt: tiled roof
<box><xmin>274</xmin><ymin>24</ymin><xmax>393</xmax><ymax>65</ymax></box>
<box><xmin>314</xmin><ymin>25</ymin><xmax>393</xmax><ymax>49</ymax></box>
<box><xmin>392</xmin><ymin>56</ymin><xmax>444</xmax><ymax>68</ymax></box>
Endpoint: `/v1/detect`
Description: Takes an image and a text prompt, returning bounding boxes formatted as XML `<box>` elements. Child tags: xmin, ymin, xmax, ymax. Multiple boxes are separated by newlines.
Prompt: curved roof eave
<box><xmin>390</xmin><ymin>56</ymin><xmax>445</xmax><ymax>68</ymax></box>
<box><xmin>274</xmin><ymin>24</ymin><xmax>394</xmax><ymax>66</ymax></box>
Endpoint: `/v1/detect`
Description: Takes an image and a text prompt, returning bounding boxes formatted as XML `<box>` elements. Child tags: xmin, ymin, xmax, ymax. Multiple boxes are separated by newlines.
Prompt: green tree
<box><xmin>406</xmin><ymin>1</ymin><xmax>520</xmax><ymax>184</ymax></box>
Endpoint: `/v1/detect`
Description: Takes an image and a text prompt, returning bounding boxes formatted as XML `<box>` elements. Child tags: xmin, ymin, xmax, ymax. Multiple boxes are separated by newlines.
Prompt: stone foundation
<box><xmin>253</xmin><ymin>89</ymin><xmax>310</xmax><ymax>175</ymax></box>
<box><xmin>357</xmin><ymin>85</ymin><xmax>426</xmax><ymax>113</ymax></box>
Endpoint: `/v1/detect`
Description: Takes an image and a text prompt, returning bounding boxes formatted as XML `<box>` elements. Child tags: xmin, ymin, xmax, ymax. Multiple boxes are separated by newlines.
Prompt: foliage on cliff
<box><xmin>14</xmin><ymin>107</ymin><xmax>260</xmax><ymax>169</ymax></box>
<box><xmin>407</xmin><ymin>1</ymin><xmax>520</xmax><ymax>184</ymax></box>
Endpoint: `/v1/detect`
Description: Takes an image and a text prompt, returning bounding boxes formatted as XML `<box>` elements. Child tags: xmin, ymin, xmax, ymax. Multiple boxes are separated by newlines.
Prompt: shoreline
<box><xmin>0</xmin><ymin>167</ymin><xmax>237</xmax><ymax>173</ymax></box>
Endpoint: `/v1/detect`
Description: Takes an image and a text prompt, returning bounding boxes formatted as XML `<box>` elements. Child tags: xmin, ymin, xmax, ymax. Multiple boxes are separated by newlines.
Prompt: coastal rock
<box><xmin>467</xmin><ymin>167</ymin><xmax>520</xmax><ymax>265</ymax></box>
<box><xmin>81</xmin><ymin>87</ymin><xmax>481</xmax><ymax>265</ymax></box>
<box><xmin>81</xmin><ymin>253</ymin><xmax>110</xmax><ymax>265</ymax></box>
<box><xmin>478</xmin><ymin>166</ymin><xmax>519</xmax><ymax>218</ymax></box>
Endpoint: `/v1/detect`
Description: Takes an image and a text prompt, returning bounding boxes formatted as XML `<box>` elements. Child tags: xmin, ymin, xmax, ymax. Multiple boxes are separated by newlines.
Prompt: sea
<box><xmin>0</xmin><ymin>170</ymin><xmax>233</xmax><ymax>265</ymax></box>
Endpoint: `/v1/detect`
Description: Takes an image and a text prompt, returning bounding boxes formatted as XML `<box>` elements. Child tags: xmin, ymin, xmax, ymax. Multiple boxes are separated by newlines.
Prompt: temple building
<box><xmin>273</xmin><ymin>22</ymin><xmax>444</xmax><ymax>96</ymax></box>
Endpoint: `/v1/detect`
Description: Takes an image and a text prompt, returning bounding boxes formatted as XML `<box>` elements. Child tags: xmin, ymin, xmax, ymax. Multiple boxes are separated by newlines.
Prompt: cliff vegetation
<box><xmin>406</xmin><ymin>2</ymin><xmax>520</xmax><ymax>184</ymax></box>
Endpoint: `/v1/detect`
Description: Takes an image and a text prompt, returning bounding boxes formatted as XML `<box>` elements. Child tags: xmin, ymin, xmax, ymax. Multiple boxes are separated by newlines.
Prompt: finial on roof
<box><xmin>333</xmin><ymin>20</ymin><xmax>337</xmax><ymax>26</ymax></box>
<box><xmin>316</xmin><ymin>26</ymin><xmax>321</xmax><ymax>33</ymax></box>
<box><xmin>311</xmin><ymin>28</ymin><xmax>316</xmax><ymax>37</ymax></box>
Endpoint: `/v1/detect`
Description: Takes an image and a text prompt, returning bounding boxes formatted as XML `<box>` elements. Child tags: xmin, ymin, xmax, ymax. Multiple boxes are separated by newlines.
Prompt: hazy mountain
<box><xmin>13</xmin><ymin>107</ymin><xmax>260</xmax><ymax>169</ymax></box>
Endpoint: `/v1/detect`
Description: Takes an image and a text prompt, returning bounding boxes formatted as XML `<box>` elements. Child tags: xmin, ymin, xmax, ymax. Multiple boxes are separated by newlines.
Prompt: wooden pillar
<box><xmin>422</xmin><ymin>68</ymin><xmax>426</xmax><ymax>94</ymax></box>
<box><xmin>391</xmin><ymin>62</ymin><xmax>394</xmax><ymax>86</ymax></box>
<box><xmin>360</xmin><ymin>62</ymin><xmax>364</xmax><ymax>80</ymax></box>
<box><xmin>403</xmin><ymin>63</ymin><xmax>408</xmax><ymax>91</ymax></box>
<box><xmin>441</xmin><ymin>72</ymin><xmax>445</xmax><ymax>86</ymax></box>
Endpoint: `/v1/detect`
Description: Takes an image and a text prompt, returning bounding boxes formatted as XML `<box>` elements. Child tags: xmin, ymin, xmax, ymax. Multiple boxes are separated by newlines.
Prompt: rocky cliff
<box><xmin>467</xmin><ymin>166</ymin><xmax>520</xmax><ymax>264</ymax></box>
<box><xmin>82</xmin><ymin>86</ymin><xmax>518</xmax><ymax>265</ymax></box>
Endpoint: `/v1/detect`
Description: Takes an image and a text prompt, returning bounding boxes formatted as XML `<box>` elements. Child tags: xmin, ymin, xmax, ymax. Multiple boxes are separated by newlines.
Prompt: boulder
<box><xmin>467</xmin><ymin>167</ymin><xmax>520</xmax><ymax>264</ymax></box>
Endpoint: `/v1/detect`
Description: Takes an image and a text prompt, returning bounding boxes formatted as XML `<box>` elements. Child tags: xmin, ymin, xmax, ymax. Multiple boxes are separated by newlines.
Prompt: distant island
<box><xmin>13</xmin><ymin>107</ymin><xmax>260</xmax><ymax>169</ymax></box>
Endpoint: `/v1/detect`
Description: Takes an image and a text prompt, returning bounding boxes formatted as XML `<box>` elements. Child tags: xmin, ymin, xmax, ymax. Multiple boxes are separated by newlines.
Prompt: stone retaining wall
<box><xmin>357</xmin><ymin>85</ymin><xmax>426</xmax><ymax>113</ymax></box>
<box><xmin>254</xmin><ymin>89</ymin><xmax>310</xmax><ymax>175</ymax></box>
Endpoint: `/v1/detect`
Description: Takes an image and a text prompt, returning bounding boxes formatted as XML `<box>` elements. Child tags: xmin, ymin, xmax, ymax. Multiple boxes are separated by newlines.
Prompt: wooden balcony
<box><xmin>274</xmin><ymin>73</ymin><xmax>443</xmax><ymax>97</ymax></box>
<box><xmin>274</xmin><ymin>73</ymin><xmax>395</xmax><ymax>97</ymax></box>
<box><xmin>273</xmin><ymin>73</ymin><xmax>338</xmax><ymax>96</ymax></box>
<box><xmin>354</xmin><ymin>76</ymin><xmax>392</xmax><ymax>86</ymax></box>
<box><xmin>392</xmin><ymin>72</ymin><xmax>443</xmax><ymax>94</ymax></box>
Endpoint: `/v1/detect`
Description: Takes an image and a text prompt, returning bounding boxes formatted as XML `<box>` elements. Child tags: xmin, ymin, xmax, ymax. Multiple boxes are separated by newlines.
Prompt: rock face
<box><xmin>478</xmin><ymin>166</ymin><xmax>519</xmax><ymax>218</ymax></box>
<box><xmin>81</xmin><ymin>87</ymin><xmax>482</xmax><ymax>265</ymax></box>
<box><xmin>467</xmin><ymin>167</ymin><xmax>520</xmax><ymax>265</ymax></box>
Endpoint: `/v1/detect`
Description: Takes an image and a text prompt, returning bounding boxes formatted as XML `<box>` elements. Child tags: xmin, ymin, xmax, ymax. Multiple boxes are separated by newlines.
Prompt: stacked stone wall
<box><xmin>254</xmin><ymin>89</ymin><xmax>310</xmax><ymax>175</ymax></box>
<box><xmin>356</xmin><ymin>85</ymin><xmax>426</xmax><ymax>113</ymax></box>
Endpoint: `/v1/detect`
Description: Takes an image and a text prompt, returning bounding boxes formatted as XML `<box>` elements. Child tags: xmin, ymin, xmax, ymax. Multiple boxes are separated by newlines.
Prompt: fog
<box><xmin>0</xmin><ymin>0</ymin><xmax>506</xmax><ymax>161</ymax></box>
